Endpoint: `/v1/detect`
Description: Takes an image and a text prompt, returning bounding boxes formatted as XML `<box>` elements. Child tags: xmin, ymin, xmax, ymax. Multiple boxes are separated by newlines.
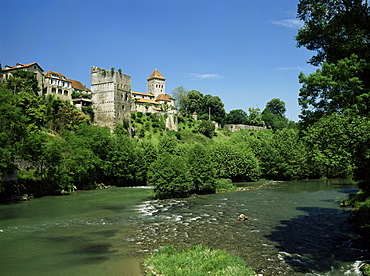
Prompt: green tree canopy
<box><xmin>264</xmin><ymin>98</ymin><xmax>286</xmax><ymax>117</ymax></box>
<box><xmin>296</xmin><ymin>0</ymin><xmax>370</xmax><ymax>66</ymax></box>
<box><xmin>225</xmin><ymin>109</ymin><xmax>248</xmax><ymax>125</ymax></box>
<box><xmin>298</xmin><ymin>54</ymin><xmax>370</xmax><ymax>125</ymax></box>
<box><xmin>171</xmin><ymin>86</ymin><xmax>189</xmax><ymax>114</ymax></box>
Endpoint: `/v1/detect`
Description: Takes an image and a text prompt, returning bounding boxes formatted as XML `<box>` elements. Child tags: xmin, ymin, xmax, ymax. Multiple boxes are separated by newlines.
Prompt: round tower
<box><xmin>147</xmin><ymin>68</ymin><xmax>166</xmax><ymax>98</ymax></box>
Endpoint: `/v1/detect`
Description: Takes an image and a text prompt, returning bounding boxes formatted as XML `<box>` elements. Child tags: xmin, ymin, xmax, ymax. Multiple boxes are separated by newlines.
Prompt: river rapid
<box><xmin>0</xmin><ymin>179</ymin><xmax>369</xmax><ymax>275</ymax></box>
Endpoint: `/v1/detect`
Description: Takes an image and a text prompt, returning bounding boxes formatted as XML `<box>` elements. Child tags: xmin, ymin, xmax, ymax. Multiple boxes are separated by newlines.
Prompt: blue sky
<box><xmin>1</xmin><ymin>0</ymin><xmax>316</xmax><ymax>121</ymax></box>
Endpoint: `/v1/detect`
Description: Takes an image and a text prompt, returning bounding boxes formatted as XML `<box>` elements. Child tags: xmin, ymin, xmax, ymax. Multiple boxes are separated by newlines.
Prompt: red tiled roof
<box><xmin>68</xmin><ymin>79</ymin><xmax>90</xmax><ymax>91</ymax></box>
<box><xmin>156</xmin><ymin>94</ymin><xmax>174</xmax><ymax>102</ymax></box>
<box><xmin>3</xmin><ymin>62</ymin><xmax>43</xmax><ymax>72</ymax></box>
<box><xmin>147</xmin><ymin>68</ymin><xmax>165</xmax><ymax>80</ymax></box>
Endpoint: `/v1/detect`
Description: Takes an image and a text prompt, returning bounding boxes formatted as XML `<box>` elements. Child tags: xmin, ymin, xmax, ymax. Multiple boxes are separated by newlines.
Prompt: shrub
<box><xmin>147</xmin><ymin>153</ymin><xmax>192</xmax><ymax>199</ymax></box>
<box><xmin>214</xmin><ymin>178</ymin><xmax>237</xmax><ymax>192</ymax></box>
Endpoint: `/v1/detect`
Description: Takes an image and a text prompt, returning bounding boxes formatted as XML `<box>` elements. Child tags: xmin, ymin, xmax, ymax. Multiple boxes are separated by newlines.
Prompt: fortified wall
<box><xmin>224</xmin><ymin>124</ymin><xmax>266</xmax><ymax>132</ymax></box>
<box><xmin>91</xmin><ymin>66</ymin><xmax>131</xmax><ymax>129</ymax></box>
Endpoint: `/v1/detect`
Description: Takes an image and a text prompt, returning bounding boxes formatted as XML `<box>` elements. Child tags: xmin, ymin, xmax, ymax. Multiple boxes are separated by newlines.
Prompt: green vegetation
<box><xmin>1</xmin><ymin>1</ymin><xmax>370</xmax><ymax>259</ymax></box>
<box><xmin>143</xmin><ymin>245</ymin><xmax>255</xmax><ymax>276</ymax></box>
<box><xmin>295</xmin><ymin>0</ymin><xmax>370</xmax><ymax>250</ymax></box>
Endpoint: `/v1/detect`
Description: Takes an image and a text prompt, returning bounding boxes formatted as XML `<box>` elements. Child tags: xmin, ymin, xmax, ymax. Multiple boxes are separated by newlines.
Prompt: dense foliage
<box><xmin>296</xmin><ymin>0</ymin><xmax>370</xmax><ymax>240</ymax></box>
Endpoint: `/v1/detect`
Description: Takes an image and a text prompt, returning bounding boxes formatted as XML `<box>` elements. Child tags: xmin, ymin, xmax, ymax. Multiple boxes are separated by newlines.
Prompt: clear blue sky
<box><xmin>1</xmin><ymin>0</ymin><xmax>316</xmax><ymax>121</ymax></box>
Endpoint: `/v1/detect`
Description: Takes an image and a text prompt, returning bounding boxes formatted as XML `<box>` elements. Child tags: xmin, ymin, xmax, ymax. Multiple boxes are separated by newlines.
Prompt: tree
<box><xmin>298</xmin><ymin>54</ymin><xmax>370</xmax><ymax>125</ymax></box>
<box><xmin>171</xmin><ymin>86</ymin><xmax>189</xmax><ymax>114</ymax></box>
<box><xmin>0</xmin><ymin>86</ymin><xmax>27</xmax><ymax>174</ymax></box>
<box><xmin>262</xmin><ymin>99</ymin><xmax>289</xmax><ymax>130</ymax></box>
<box><xmin>225</xmin><ymin>109</ymin><xmax>248</xmax><ymax>124</ymax></box>
<box><xmin>187</xmin><ymin>90</ymin><xmax>204</xmax><ymax>115</ymax></box>
<box><xmin>201</xmin><ymin>94</ymin><xmax>226</xmax><ymax>125</ymax></box>
<box><xmin>210</xmin><ymin>142</ymin><xmax>260</xmax><ymax>182</ymax></box>
<box><xmin>147</xmin><ymin>153</ymin><xmax>193</xmax><ymax>199</ymax></box>
<box><xmin>246</xmin><ymin>107</ymin><xmax>264</xmax><ymax>126</ymax></box>
<box><xmin>296</xmin><ymin>0</ymin><xmax>370</xmax><ymax>66</ymax></box>
<box><xmin>265</xmin><ymin>98</ymin><xmax>286</xmax><ymax>117</ymax></box>
<box><xmin>4</xmin><ymin>70</ymin><xmax>40</xmax><ymax>96</ymax></box>
<box><xmin>198</xmin><ymin>120</ymin><xmax>215</xmax><ymax>138</ymax></box>
<box><xmin>186</xmin><ymin>144</ymin><xmax>216</xmax><ymax>193</ymax></box>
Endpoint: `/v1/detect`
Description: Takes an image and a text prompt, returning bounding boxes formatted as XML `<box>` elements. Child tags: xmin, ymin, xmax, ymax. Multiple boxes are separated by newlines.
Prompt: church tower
<box><xmin>147</xmin><ymin>69</ymin><xmax>166</xmax><ymax>98</ymax></box>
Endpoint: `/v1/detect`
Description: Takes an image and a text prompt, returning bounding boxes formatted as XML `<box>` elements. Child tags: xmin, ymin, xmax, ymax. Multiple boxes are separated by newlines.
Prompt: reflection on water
<box><xmin>0</xmin><ymin>179</ymin><xmax>369</xmax><ymax>276</ymax></box>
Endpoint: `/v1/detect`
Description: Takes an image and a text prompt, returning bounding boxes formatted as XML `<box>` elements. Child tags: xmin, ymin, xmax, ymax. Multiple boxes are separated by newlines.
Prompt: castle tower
<box><xmin>91</xmin><ymin>66</ymin><xmax>131</xmax><ymax>129</ymax></box>
<box><xmin>147</xmin><ymin>69</ymin><xmax>166</xmax><ymax>98</ymax></box>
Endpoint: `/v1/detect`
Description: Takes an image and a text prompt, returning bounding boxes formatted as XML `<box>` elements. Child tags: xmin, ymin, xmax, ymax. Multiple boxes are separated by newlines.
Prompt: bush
<box><xmin>143</xmin><ymin>245</ymin><xmax>255</xmax><ymax>276</ymax></box>
<box><xmin>198</xmin><ymin>120</ymin><xmax>215</xmax><ymax>138</ymax></box>
<box><xmin>147</xmin><ymin>153</ymin><xmax>192</xmax><ymax>199</ymax></box>
<box><xmin>214</xmin><ymin>178</ymin><xmax>237</xmax><ymax>192</ymax></box>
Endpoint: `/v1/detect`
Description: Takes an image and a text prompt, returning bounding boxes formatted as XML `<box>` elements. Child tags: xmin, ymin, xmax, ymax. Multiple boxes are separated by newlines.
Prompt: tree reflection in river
<box><xmin>266</xmin><ymin>206</ymin><xmax>369</xmax><ymax>274</ymax></box>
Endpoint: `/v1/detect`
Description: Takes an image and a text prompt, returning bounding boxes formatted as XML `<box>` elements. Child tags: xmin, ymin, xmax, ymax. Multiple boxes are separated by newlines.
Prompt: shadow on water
<box><xmin>266</xmin><ymin>206</ymin><xmax>369</xmax><ymax>274</ymax></box>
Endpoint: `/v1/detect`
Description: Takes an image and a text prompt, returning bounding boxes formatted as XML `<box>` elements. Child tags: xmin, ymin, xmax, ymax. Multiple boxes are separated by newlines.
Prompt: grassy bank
<box><xmin>143</xmin><ymin>245</ymin><xmax>255</xmax><ymax>276</ymax></box>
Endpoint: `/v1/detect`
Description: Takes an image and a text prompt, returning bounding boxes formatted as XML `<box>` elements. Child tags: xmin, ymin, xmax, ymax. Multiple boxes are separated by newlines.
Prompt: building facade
<box><xmin>131</xmin><ymin>68</ymin><xmax>175</xmax><ymax>113</ymax></box>
<box><xmin>1</xmin><ymin>63</ymin><xmax>44</xmax><ymax>94</ymax></box>
<box><xmin>91</xmin><ymin>66</ymin><xmax>131</xmax><ymax>129</ymax></box>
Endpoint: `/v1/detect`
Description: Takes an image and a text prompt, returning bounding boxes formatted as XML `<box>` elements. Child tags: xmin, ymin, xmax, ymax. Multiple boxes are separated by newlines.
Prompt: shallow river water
<box><xmin>0</xmin><ymin>179</ymin><xmax>369</xmax><ymax>275</ymax></box>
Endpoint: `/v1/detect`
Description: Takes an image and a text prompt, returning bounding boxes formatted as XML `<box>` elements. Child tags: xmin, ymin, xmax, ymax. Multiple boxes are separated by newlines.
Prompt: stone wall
<box><xmin>224</xmin><ymin>124</ymin><xmax>266</xmax><ymax>132</ymax></box>
<box><xmin>91</xmin><ymin>66</ymin><xmax>131</xmax><ymax>129</ymax></box>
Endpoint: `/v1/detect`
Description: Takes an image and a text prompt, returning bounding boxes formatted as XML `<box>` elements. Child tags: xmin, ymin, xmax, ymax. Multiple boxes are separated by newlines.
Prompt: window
<box><xmin>58</xmin><ymin>89</ymin><xmax>62</xmax><ymax>94</ymax></box>
<box><xmin>52</xmin><ymin>88</ymin><xmax>56</xmax><ymax>93</ymax></box>
<box><xmin>64</xmin><ymin>90</ymin><xmax>68</xmax><ymax>96</ymax></box>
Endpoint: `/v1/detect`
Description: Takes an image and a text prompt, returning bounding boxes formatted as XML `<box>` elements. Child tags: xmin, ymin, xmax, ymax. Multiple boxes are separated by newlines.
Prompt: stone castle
<box><xmin>0</xmin><ymin>62</ymin><xmax>177</xmax><ymax>131</ymax></box>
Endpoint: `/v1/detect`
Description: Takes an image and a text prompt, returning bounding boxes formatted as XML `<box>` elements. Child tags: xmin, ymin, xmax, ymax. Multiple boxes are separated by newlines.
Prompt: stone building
<box><xmin>131</xmin><ymin>69</ymin><xmax>175</xmax><ymax>113</ymax></box>
<box><xmin>91</xmin><ymin>66</ymin><xmax>131</xmax><ymax>129</ymax></box>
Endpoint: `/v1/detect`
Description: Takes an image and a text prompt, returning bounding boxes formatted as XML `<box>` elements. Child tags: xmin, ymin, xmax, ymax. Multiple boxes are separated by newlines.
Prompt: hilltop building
<box><xmin>1</xmin><ymin>62</ymin><xmax>91</xmax><ymax>111</ymax></box>
<box><xmin>1</xmin><ymin>62</ymin><xmax>177</xmax><ymax>130</ymax></box>
<box><xmin>91</xmin><ymin>66</ymin><xmax>132</xmax><ymax>129</ymax></box>
<box><xmin>131</xmin><ymin>68</ymin><xmax>175</xmax><ymax>113</ymax></box>
<box><xmin>1</xmin><ymin>63</ymin><xmax>44</xmax><ymax>94</ymax></box>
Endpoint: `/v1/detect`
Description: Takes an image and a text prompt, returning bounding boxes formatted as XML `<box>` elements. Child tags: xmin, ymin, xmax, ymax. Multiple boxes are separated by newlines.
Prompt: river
<box><xmin>0</xmin><ymin>179</ymin><xmax>369</xmax><ymax>275</ymax></box>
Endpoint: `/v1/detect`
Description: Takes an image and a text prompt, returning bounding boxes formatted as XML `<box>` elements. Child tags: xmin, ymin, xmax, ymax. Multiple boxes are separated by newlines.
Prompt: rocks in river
<box><xmin>238</xmin><ymin>214</ymin><xmax>248</xmax><ymax>221</ymax></box>
<box><xmin>11</xmin><ymin>194</ymin><xmax>33</xmax><ymax>201</ymax></box>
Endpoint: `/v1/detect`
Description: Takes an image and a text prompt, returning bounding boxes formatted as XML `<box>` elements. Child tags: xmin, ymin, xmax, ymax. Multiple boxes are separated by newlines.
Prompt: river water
<box><xmin>0</xmin><ymin>179</ymin><xmax>369</xmax><ymax>275</ymax></box>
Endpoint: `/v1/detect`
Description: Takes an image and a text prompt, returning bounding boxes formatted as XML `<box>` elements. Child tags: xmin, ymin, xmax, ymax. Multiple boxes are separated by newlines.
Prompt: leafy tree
<box><xmin>198</xmin><ymin>120</ymin><xmax>215</xmax><ymax>138</ymax></box>
<box><xmin>60</xmin><ymin>131</ymin><xmax>101</xmax><ymax>189</ymax></box>
<box><xmin>225</xmin><ymin>109</ymin><xmax>248</xmax><ymax>124</ymax></box>
<box><xmin>298</xmin><ymin>54</ymin><xmax>370</xmax><ymax>125</ymax></box>
<box><xmin>265</xmin><ymin>98</ymin><xmax>286</xmax><ymax>117</ymax></box>
<box><xmin>157</xmin><ymin>135</ymin><xmax>180</xmax><ymax>155</ymax></box>
<box><xmin>0</xmin><ymin>86</ymin><xmax>27</xmax><ymax>173</ymax></box>
<box><xmin>104</xmin><ymin>136</ymin><xmax>139</xmax><ymax>186</ymax></box>
<box><xmin>147</xmin><ymin>153</ymin><xmax>193</xmax><ymax>199</ymax></box>
<box><xmin>186</xmin><ymin>144</ymin><xmax>216</xmax><ymax>193</ymax></box>
<box><xmin>187</xmin><ymin>90</ymin><xmax>204</xmax><ymax>115</ymax></box>
<box><xmin>4</xmin><ymin>70</ymin><xmax>40</xmax><ymax>96</ymax></box>
<box><xmin>261</xmin><ymin>98</ymin><xmax>294</xmax><ymax>130</ymax></box>
<box><xmin>201</xmin><ymin>94</ymin><xmax>226</xmax><ymax>125</ymax></box>
<box><xmin>296</xmin><ymin>0</ymin><xmax>370</xmax><ymax>66</ymax></box>
<box><xmin>246</xmin><ymin>107</ymin><xmax>264</xmax><ymax>126</ymax></box>
<box><xmin>302</xmin><ymin>114</ymin><xmax>370</xmax><ymax>182</ymax></box>
<box><xmin>271</xmin><ymin>129</ymin><xmax>307</xmax><ymax>180</ymax></box>
<box><xmin>171</xmin><ymin>86</ymin><xmax>189</xmax><ymax>114</ymax></box>
<box><xmin>136</xmin><ymin>140</ymin><xmax>158</xmax><ymax>185</ymax></box>
<box><xmin>210</xmin><ymin>142</ymin><xmax>260</xmax><ymax>181</ymax></box>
